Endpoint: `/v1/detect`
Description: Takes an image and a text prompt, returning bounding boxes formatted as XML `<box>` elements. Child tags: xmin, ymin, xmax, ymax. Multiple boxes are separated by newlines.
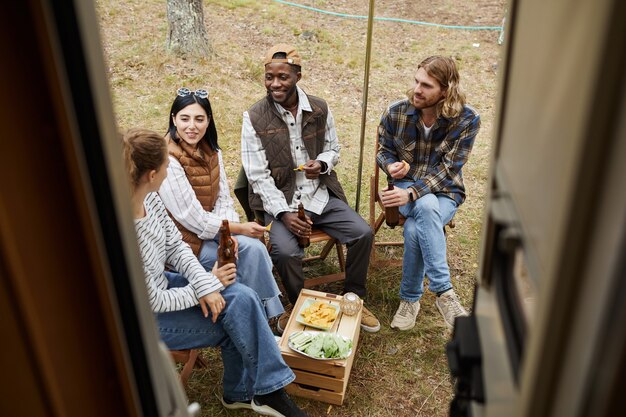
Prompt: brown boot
<box><xmin>276</xmin><ymin>305</ymin><xmax>293</xmax><ymax>335</ymax></box>
<box><xmin>360</xmin><ymin>305</ymin><xmax>381</xmax><ymax>333</ymax></box>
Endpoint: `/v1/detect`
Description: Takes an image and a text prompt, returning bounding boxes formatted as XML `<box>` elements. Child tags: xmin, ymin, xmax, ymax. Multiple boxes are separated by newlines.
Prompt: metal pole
<box><xmin>354</xmin><ymin>0</ymin><xmax>375</xmax><ymax>213</ymax></box>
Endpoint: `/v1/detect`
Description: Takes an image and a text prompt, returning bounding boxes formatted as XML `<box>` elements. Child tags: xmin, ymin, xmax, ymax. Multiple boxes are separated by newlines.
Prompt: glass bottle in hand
<box><xmin>297</xmin><ymin>202</ymin><xmax>310</xmax><ymax>248</ymax></box>
<box><xmin>217</xmin><ymin>219</ymin><xmax>237</xmax><ymax>267</ymax></box>
<box><xmin>385</xmin><ymin>179</ymin><xmax>400</xmax><ymax>228</ymax></box>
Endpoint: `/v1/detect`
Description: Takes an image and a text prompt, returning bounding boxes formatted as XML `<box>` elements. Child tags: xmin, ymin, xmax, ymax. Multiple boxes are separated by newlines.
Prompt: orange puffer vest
<box><xmin>166</xmin><ymin>134</ymin><xmax>220</xmax><ymax>255</ymax></box>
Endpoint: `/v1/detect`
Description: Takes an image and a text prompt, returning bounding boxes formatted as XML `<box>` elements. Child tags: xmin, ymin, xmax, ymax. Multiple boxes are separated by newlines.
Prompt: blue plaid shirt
<box><xmin>377</xmin><ymin>99</ymin><xmax>480</xmax><ymax>205</ymax></box>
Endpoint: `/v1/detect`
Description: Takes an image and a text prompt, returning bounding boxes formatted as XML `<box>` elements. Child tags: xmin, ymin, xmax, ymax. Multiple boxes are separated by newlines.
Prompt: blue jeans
<box><xmin>198</xmin><ymin>235</ymin><xmax>284</xmax><ymax>319</ymax></box>
<box><xmin>395</xmin><ymin>182</ymin><xmax>458</xmax><ymax>302</ymax></box>
<box><xmin>157</xmin><ymin>276</ymin><xmax>295</xmax><ymax>401</ymax></box>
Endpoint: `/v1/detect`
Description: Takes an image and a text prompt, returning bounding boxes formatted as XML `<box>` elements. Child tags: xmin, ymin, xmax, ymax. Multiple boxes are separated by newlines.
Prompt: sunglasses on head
<box><xmin>177</xmin><ymin>87</ymin><xmax>209</xmax><ymax>99</ymax></box>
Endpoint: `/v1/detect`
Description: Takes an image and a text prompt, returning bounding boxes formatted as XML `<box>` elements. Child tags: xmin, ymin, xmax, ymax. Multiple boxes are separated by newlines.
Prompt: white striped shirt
<box><xmin>159</xmin><ymin>150</ymin><xmax>239</xmax><ymax>240</ymax></box>
<box><xmin>134</xmin><ymin>193</ymin><xmax>223</xmax><ymax>313</ymax></box>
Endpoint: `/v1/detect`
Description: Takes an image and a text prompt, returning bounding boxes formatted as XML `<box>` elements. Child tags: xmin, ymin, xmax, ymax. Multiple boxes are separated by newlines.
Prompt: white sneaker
<box><xmin>390</xmin><ymin>300</ymin><xmax>420</xmax><ymax>330</ymax></box>
<box><xmin>252</xmin><ymin>388</ymin><xmax>309</xmax><ymax>417</ymax></box>
<box><xmin>220</xmin><ymin>396</ymin><xmax>252</xmax><ymax>410</ymax></box>
<box><xmin>435</xmin><ymin>289</ymin><xmax>468</xmax><ymax>329</ymax></box>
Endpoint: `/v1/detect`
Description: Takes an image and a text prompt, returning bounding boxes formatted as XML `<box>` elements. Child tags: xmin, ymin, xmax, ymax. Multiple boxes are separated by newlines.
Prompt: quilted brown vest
<box><xmin>166</xmin><ymin>134</ymin><xmax>220</xmax><ymax>255</ymax></box>
<box><xmin>246</xmin><ymin>94</ymin><xmax>347</xmax><ymax>212</ymax></box>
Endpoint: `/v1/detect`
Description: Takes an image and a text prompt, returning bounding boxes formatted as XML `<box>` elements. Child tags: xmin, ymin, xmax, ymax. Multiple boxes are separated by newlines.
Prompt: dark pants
<box><xmin>265</xmin><ymin>196</ymin><xmax>373</xmax><ymax>304</ymax></box>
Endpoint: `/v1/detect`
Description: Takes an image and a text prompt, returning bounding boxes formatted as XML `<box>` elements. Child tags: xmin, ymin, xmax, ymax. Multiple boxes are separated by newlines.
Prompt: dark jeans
<box><xmin>265</xmin><ymin>196</ymin><xmax>373</xmax><ymax>304</ymax></box>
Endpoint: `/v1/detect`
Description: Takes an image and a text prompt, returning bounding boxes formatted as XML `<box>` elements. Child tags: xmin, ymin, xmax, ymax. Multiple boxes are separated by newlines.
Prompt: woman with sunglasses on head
<box><xmin>123</xmin><ymin>128</ymin><xmax>309</xmax><ymax>416</ymax></box>
<box><xmin>158</xmin><ymin>88</ymin><xmax>284</xmax><ymax>321</ymax></box>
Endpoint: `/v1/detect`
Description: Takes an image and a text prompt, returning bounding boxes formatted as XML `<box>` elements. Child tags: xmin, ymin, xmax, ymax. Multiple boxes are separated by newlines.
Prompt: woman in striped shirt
<box><xmin>123</xmin><ymin>128</ymin><xmax>308</xmax><ymax>416</ymax></box>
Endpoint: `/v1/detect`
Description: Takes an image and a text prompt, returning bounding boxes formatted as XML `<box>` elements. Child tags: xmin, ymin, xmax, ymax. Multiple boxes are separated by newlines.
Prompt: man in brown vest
<box><xmin>241</xmin><ymin>44</ymin><xmax>380</xmax><ymax>334</ymax></box>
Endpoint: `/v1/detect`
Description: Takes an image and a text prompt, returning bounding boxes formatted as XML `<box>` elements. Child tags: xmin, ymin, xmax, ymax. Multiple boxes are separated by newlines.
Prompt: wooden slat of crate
<box><xmin>279</xmin><ymin>289</ymin><xmax>362</xmax><ymax>405</ymax></box>
<box><xmin>292</xmin><ymin>369</ymin><xmax>344</xmax><ymax>392</ymax></box>
<box><xmin>281</xmin><ymin>354</ymin><xmax>346</xmax><ymax>379</ymax></box>
<box><xmin>286</xmin><ymin>381</ymin><xmax>345</xmax><ymax>406</ymax></box>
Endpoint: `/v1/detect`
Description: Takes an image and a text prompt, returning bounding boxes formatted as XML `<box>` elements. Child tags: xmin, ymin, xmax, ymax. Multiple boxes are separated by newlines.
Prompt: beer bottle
<box><xmin>385</xmin><ymin>179</ymin><xmax>400</xmax><ymax>228</ymax></box>
<box><xmin>217</xmin><ymin>219</ymin><xmax>237</xmax><ymax>267</ymax></box>
<box><xmin>297</xmin><ymin>202</ymin><xmax>310</xmax><ymax>248</ymax></box>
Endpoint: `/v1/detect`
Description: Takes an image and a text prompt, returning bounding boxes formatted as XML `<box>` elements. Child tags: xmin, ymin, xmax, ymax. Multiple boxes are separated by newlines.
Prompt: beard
<box><xmin>409</xmin><ymin>91</ymin><xmax>443</xmax><ymax>111</ymax></box>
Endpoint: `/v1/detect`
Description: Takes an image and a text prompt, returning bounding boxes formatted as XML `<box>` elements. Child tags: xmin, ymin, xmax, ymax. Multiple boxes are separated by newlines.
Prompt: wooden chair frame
<box><xmin>302</xmin><ymin>228</ymin><xmax>346</xmax><ymax>288</ymax></box>
<box><xmin>369</xmin><ymin>138</ymin><xmax>405</xmax><ymax>266</ymax></box>
<box><xmin>169</xmin><ymin>349</ymin><xmax>208</xmax><ymax>388</ymax></box>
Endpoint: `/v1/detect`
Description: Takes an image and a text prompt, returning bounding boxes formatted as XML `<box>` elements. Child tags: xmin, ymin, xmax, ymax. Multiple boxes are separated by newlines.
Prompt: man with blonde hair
<box><xmin>378</xmin><ymin>56</ymin><xmax>480</xmax><ymax>330</ymax></box>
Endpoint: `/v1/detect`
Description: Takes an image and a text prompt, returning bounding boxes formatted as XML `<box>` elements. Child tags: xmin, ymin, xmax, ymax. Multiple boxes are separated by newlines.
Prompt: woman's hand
<box><xmin>236</xmin><ymin>221</ymin><xmax>267</xmax><ymax>239</ymax></box>
<box><xmin>387</xmin><ymin>161</ymin><xmax>409</xmax><ymax>179</ymax></box>
<box><xmin>198</xmin><ymin>292</ymin><xmax>225</xmax><ymax>323</ymax></box>
<box><xmin>281</xmin><ymin>212</ymin><xmax>312</xmax><ymax>238</ymax></box>
<box><xmin>212</xmin><ymin>262</ymin><xmax>236</xmax><ymax>287</ymax></box>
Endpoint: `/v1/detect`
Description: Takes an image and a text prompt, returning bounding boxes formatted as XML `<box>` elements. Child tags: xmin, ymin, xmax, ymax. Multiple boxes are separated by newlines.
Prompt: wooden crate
<box><xmin>279</xmin><ymin>289</ymin><xmax>362</xmax><ymax>405</ymax></box>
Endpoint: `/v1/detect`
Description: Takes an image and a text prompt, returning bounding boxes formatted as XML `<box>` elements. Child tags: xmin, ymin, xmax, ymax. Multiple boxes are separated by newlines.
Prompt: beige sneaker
<box><xmin>435</xmin><ymin>289</ymin><xmax>468</xmax><ymax>329</ymax></box>
<box><xmin>360</xmin><ymin>305</ymin><xmax>381</xmax><ymax>333</ymax></box>
<box><xmin>390</xmin><ymin>300</ymin><xmax>420</xmax><ymax>330</ymax></box>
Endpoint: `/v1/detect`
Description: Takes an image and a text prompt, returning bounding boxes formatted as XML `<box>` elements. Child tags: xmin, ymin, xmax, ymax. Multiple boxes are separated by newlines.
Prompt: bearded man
<box><xmin>378</xmin><ymin>56</ymin><xmax>480</xmax><ymax>331</ymax></box>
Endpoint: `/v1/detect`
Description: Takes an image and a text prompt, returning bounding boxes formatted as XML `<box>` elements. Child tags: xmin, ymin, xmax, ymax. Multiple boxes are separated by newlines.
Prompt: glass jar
<box><xmin>340</xmin><ymin>292</ymin><xmax>361</xmax><ymax>316</ymax></box>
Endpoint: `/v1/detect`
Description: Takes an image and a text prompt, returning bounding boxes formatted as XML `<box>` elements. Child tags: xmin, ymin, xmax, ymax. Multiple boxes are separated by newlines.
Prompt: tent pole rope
<box><xmin>355</xmin><ymin>0</ymin><xmax>375</xmax><ymax>213</ymax></box>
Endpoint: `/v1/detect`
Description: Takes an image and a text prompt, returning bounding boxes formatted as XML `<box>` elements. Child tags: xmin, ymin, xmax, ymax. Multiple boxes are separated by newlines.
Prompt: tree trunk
<box><xmin>166</xmin><ymin>0</ymin><xmax>212</xmax><ymax>57</ymax></box>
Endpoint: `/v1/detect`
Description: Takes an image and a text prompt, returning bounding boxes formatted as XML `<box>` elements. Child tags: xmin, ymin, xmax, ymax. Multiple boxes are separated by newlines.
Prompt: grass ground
<box><xmin>96</xmin><ymin>0</ymin><xmax>506</xmax><ymax>415</ymax></box>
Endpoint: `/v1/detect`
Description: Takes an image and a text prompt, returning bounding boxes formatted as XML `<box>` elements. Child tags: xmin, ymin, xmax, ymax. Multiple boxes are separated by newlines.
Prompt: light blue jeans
<box><xmin>157</xmin><ymin>277</ymin><xmax>295</xmax><ymax>401</ymax></box>
<box><xmin>395</xmin><ymin>182</ymin><xmax>458</xmax><ymax>302</ymax></box>
<box><xmin>198</xmin><ymin>235</ymin><xmax>284</xmax><ymax>319</ymax></box>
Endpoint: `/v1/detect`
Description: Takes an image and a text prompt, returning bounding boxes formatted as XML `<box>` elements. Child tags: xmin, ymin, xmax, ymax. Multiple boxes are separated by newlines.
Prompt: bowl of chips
<box><xmin>296</xmin><ymin>299</ymin><xmax>340</xmax><ymax>330</ymax></box>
